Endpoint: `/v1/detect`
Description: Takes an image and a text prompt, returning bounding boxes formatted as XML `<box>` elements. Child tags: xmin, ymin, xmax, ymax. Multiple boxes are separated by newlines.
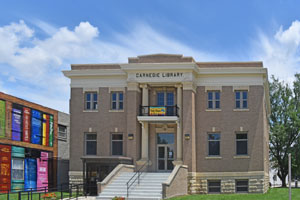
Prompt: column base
<box><xmin>172</xmin><ymin>160</ymin><xmax>183</xmax><ymax>166</ymax></box>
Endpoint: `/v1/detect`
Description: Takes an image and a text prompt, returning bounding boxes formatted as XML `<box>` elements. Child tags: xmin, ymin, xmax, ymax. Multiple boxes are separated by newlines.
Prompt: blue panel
<box><xmin>31</xmin><ymin>117</ymin><xmax>42</xmax><ymax>144</ymax></box>
<box><xmin>31</xmin><ymin>110</ymin><xmax>41</xmax><ymax>119</ymax></box>
<box><xmin>25</xmin><ymin>158</ymin><xmax>37</xmax><ymax>190</ymax></box>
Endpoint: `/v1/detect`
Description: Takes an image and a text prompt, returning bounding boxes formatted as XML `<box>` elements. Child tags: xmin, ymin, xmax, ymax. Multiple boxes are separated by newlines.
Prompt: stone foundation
<box><xmin>188</xmin><ymin>171</ymin><xmax>269</xmax><ymax>194</ymax></box>
<box><xmin>69</xmin><ymin>171</ymin><xmax>83</xmax><ymax>185</ymax></box>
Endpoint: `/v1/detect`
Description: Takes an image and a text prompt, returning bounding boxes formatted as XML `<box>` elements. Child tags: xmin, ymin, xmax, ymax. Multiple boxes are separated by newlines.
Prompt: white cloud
<box><xmin>252</xmin><ymin>20</ymin><xmax>300</xmax><ymax>85</ymax></box>
<box><xmin>1</xmin><ymin>19</ymin><xmax>299</xmax><ymax>112</ymax></box>
<box><xmin>0</xmin><ymin>20</ymin><xmax>221</xmax><ymax>113</ymax></box>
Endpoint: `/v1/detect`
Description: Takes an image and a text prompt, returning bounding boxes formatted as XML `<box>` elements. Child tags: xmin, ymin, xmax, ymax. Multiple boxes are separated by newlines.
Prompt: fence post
<box><xmin>31</xmin><ymin>188</ymin><xmax>33</xmax><ymax>200</ymax></box>
<box><xmin>76</xmin><ymin>185</ymin><xmax>79</xmax><ymax>199</ymax></box>
<box><xmin>18</xmin><ymin>192</ymin><xmax>21</xmax><ymax>200</ymax></box>
<box><xmin>7</xmin><ymin>190</ymin><xmax>9</xmax><ymax>200</ymax></box>
<box><xmin>69</xmin><ymin>184</ymin><xmax>71</xmax><ymax>199</ymax></box>
<box><xmin>38</xmin><ymin>192</ymin><xmax>40</xmax><ymax>200</ymax></box>
<box><xmin>44</xmin><ymin>187</ymin><xmax>46</xmax><ymax>200</ymax></box>
<box><xmin>28</xmin><ymin>190</ymin><xmax>30</xmax><ymax>200</ymax></box>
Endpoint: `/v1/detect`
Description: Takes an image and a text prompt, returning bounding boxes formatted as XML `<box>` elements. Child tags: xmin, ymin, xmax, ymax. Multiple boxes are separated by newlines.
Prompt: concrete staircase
<box><xmin>97</xmin><ymin>172</ymin><xmax>171</xmax><ymax>200</ymax></box>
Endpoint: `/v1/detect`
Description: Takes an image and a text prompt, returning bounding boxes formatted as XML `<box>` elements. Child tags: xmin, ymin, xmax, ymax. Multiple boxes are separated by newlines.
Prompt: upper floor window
<box><xmin>207</xmin><ymin>91</ymin><xmax>220</xmax><ymax>109</ymax></box>
<box><xmin>208</xmin><ymin>133</ymin><xmax>220</xmax><ymax>156</ymax></box>
<box><xmin>235</xmin><ymin>91</ymin><xmax>248</xmax><ymax>109</ymax></box>
<box><xmin>58</xmin><ymin>125</ymin><xmax>67</xmax><ymax>140</ymax></box>
<box><xmin>111</xmin><ymin>92</ymin><xmax>123</xmax><ymax>110</ymax></box>
<box><xmin>157</xmin><ymin>91</ymin><xmax>174</xmax><ymax>106</ymax></box>
<box><xmin>85</xmin><ymin>92</ymin><xmax>98</xmax><ymax>110</ymax></box>
<box><xmin>111</xmin><ymin>133</ymin><xmax>123</xmax><ymax>156</ymax></box>
<box><xmin>85</xmin><ymin>133</ymin><xmax>97</xmax><ymax>155</ymax></box>
<box><xmin>236</xmin><ymin>133</ymin><xmax>248</xmax><ymax>155</ymax></box>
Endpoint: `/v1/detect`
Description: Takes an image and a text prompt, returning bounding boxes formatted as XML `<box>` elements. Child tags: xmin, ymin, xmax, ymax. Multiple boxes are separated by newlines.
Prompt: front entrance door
<box><xmin>157</xmin><ymin>133</ymin><xmax>174</xmax><ymax>171</ymax></box>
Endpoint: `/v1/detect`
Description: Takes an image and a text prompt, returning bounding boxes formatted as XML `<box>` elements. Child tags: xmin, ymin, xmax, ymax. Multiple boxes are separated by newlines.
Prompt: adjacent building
<box><xmin>0</xmin><ymin>92</ymin><xmax>70</xmax><ymax>192</ymax></box>
<box><xmin>64</xmin><ymin>54</ymin><xmax>270</xmax><ymax>195</ymax></box>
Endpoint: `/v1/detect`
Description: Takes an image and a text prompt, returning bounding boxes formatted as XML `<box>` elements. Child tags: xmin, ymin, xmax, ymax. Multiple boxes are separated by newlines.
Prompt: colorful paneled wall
<box><xmin>0</xmin><ymin>100</ymin><xmax>5</xmax><ymax>138</ymax></box>
<box><xmin>37</xmin><ymin>152</ymin><xmax>48</xmax><ymax>190</ymax></box>
<box><xmin>0</xmin><ymin>144</ymin><xmax>11</xmax><ymax>193</ymax></box>
<box><xmin>11</xmin><ymin>146</ymin><xmax>25</xmax><ymax>192</ymax></box>
<box><xmin>24</xmin><ymin>158</ymin><xmax>37</xmax><ymax>190</ymax></box>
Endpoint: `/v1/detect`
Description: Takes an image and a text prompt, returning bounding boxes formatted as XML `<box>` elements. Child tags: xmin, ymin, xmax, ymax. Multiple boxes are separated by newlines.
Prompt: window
<box><xmin>156</xmin><ymin>91</ymin><xmax>174</xmax><ymax>106</ymax></box>
<box><xmin>111</xmin><ymin>134</ymin><xmax>123</xmax><ymax>156</ymax></box>
<box><xmin>111</xmin><ymin>92</ymin><xmax>123</xmax><ymax>110</ymax></box>
<box><xmin>235</xmin><ymin>91</ymin><xmax>248</xmax><ymax>109</ymax></box>
<box><xmin>208</xmin><ymin>133</ymin><xmax>220</xmax><ymax>156</ymax></box>
<box><xmin>85</xmin><ymin>133</ymin><xmax>97</xmax><ymax>155</ymax></box>
<box><xmin>208</xmin><ymin>180</ymin><xmax>221</xmax><ymax>193</ymax></box>
<box><xmin>58</xmin><ymin>125</ymin><xmax>67</xmax><ymax>140</ymax></box>
<box><xmin>236</xmin><ymin>133</ymin><xmax>248</xmax><ymax>155</ymax></box>
<box><xmin>236</xmin><ymin>180</ymin><xmax>248</xmax><ymax>193</ymax></box>
<box><xmin>85</xmin><ymin>92</ymin><xmax>98</xmax><ymax>110</ymax></box>
<box><xmin>11</xmin><ymin>158</ymin><xmax>24</xmax><ymax>180</ymax></box>
<box><xmin>207</xmin><ymin>91</ymin><xmax>220</xmax><ymax>109</ymax></box>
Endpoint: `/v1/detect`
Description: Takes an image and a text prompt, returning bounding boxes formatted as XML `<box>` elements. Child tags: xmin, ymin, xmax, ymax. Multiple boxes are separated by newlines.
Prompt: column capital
<box><xmin>175</xmin><ymin>83</ymin><xmax>182</xmax><ymax>88</ymax></box>
<box><xmin>139</xmin><ymin>83</ymin><xmax>148</xmax><ymax>89</ymax></box>
<box><xmin>127</xmin><ymin>82</ymin><xmax>141</xmax><ymax>92</ymax></box>
<box><xmin>182</xmin><ymin>82</ymin><xmax>197</xmax><ymax>93</ymax></box>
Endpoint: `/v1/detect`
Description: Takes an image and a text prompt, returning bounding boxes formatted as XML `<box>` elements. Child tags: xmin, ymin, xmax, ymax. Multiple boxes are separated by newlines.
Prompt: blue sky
<box><xmin>0</xmin><ymin>0</ymin><xmax>300</xmax><ymax>112</ymax></box>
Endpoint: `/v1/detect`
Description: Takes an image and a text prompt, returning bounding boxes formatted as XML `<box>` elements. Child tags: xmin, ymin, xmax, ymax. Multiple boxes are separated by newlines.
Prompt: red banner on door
<box><xmin>0</xmin><ymin>144</ymin><xmax>11</xmax><ymax>193</ymax></box>
<box><xmin>23</xmin><ymin>107</ymin><xmax>31</xmax><ymax>143</ymax></box>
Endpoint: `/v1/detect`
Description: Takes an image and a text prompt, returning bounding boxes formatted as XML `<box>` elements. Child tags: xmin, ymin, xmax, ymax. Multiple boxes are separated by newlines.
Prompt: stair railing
<box><xmin>126</xmin><ymin>160</ymin><xmax>149</xmax><ymax>198</ymax></box>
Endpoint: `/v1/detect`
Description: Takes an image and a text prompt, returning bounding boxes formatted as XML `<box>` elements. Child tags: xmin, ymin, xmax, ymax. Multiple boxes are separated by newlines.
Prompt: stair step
<box><xmin>98</xmin><ymin>172</ymin><xmax>171</xmax><ymax>200</ymax></box>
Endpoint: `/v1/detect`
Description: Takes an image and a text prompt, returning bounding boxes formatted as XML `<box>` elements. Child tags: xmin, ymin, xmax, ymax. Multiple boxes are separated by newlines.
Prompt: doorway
<box><xmin>157</xmin><ymin>133</ymin><xmax>174</xmax><ymax>171</ymax></box>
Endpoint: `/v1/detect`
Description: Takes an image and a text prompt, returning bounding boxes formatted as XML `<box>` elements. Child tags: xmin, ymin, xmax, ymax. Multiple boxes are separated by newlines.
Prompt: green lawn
<box><xmin>169</xmin><ymin>188</ymin><xmax>300</xmax><ymax>200</ymax></box>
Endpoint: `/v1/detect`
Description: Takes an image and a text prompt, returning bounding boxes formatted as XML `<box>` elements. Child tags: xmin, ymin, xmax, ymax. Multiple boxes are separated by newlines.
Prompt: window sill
<box><xmin>109</xmin><ymin>110</ymin><xmax>124</xmax><ymax>112</ymax></box>
<box><xmin>206</xmin><ymin>109</ymin><xmax>222</xmax><ymax>112</ymax></box>
<box><xmin>83</xmin><ymin>110</ymin><xmax>98</xmax><ymax>112</ymax></box>
<box><xmin>233</xmin><ymin>155</ymin><xmax>250</xmax><ymax>159</ymax></box>
<box><xmin>205</xmin><ymin>156</ymin><xmax>222</xmax><ymax>160</ymax></box>
<box><xmin>233</xmin><ymin>109</ymin><xmax>249</xmax><ymax>112</ymax></box>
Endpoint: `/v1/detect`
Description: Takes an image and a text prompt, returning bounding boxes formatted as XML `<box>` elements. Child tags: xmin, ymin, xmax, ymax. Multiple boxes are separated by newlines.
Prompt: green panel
<box><xmin>11</xmin><ymin>146</ymin><xmax>25</xmax><ymax>158</ymax></box>
<box><xmin>0</xmin><ymin>100</ymin><xmax>5</xmax><ymax>138</ymax></box>
<box><xmin>11</xmin><ymin>183</ymin><xmax>24</xmax><ymax>192</ymax></box>
<box><xmin>49</xmin><ymin>115</ymin><xmax>54</xmax><ymax>147</ymax></box>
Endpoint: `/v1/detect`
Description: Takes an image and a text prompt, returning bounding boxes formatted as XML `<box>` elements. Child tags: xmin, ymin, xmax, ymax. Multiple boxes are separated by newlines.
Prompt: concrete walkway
<box><xmin>63</xmin><ymin>196</ymin><xmax>96</xmax><ymax>200</ymax></box>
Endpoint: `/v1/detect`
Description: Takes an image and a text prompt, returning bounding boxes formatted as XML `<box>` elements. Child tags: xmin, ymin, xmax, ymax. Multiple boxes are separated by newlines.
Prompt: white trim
<box><xmin>233</xmin><ymin>109</ymin><xmax>250</xmax><ymax>112</ymax></box>
<box><xmin>70</xmin><ymin>78</ymin><xmax>127</xmax><ymax>88</ymax></box>
<box><xmin>108</xmin><ymin>87</ymin><xmax>125</xmax><ymax>93</ymax></box>
<box><xmin>137</xmin><ymin>116</ymin><xmax>179</xmax><ymax>122</ymax></box>
<box><xmin>233</xmin><ymin>86</ymin><xmax>250</xmax><ymax>91</ymax></box>
<box><xmin>63</xmin><ymin>69</ymin><xmax>126</xmax><ymax>77</ymax></box>
<box><xmin>108</xmin><ymin>110</ymin><xmax>124</xmax><ymax>113</ymax></box>
<box><xmin>83</xmin><ymin>88</ymin><xmax>99</xmax><ymax>93</ymax></box>
<box><xmin>197</xmin><ymin>75</ymin><xmax>264</xmax><ymax>86</ymax></box>
<box><xmin>205</xmin><ymin>86</ymin><xmax>222</xmax><ymax>92</ymax></box>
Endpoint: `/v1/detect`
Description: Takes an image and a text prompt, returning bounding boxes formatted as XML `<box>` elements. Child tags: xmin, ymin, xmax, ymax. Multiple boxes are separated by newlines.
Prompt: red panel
<box><xmin>0</xmin><ymin>145</ymin><xmax>11</xmax><ymax>193</ymax></box>
<box><xmin>23</xmin><ymin>107</ymin><xmax>31</xmax><ymax>142</ymax></box>
<box><xmin>46</xmin><ymin>115</ymin><xmax>50</xmax><ymax>146</ymax></box>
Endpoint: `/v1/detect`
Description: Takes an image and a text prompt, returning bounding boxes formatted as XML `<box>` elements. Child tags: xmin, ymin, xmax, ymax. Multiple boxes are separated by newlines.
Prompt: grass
<box><xmin>169</xmin><ymin>188</ymin><xmax>300</xmax><ymax>200</ymax></box>
<box><xmin>0</xmin><ymin>191</ymin><xmax>84</xmax><ymax>200</ymax></box>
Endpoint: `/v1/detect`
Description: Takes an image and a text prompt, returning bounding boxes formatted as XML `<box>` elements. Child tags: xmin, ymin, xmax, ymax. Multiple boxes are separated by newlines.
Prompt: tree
<box><xmin>269</xmin><ymin>74</ymin><xmax>300</xmax><ymax>187</ymax></box>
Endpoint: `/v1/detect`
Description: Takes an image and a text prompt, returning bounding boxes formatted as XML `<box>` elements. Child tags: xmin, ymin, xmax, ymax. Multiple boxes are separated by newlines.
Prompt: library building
<box><xmin>64</xmin><ymin>54</ymin><xmax>270</xmax><ymax>199</ymax></box>
<box><xmin>0</xmin><ymin>92</ymin><xmax>70</xmax><ymax>193</ymax></box>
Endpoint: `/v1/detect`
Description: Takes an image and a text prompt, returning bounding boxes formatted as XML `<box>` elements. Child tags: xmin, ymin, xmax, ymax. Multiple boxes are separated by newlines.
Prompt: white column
<box><xmin>141</xmin><ymin>122</ymin><xmax>149</xmax><ymax>159</ymax></box>
<box><xmin>176</xmin><ymin>84</ymin><xmax>183</xmax><ymax>162</ymax></box>
<box><xmin>141</xmin><ymin>84</ymin><xmax>149</xmax><ymax>160</ymax></box>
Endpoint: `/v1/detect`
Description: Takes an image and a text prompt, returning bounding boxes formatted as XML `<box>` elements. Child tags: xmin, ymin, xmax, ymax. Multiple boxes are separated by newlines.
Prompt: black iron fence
<box><xmin>0</xmin><ymin>183</ymin><xmax>94</xmax><ymax>200</ymax></box>
<box><xmin>140</xmin><ymin>105</ymin><xmax>179</xmax><ymax>116</ymax></box>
